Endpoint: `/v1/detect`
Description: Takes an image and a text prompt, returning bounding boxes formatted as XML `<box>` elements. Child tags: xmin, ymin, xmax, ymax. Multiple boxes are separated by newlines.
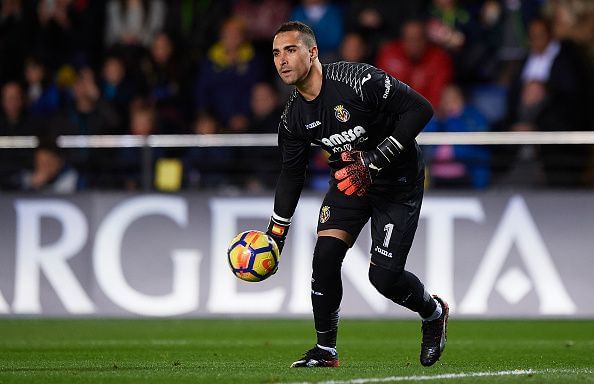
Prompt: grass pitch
<box><xmin>0</xmin><ymin>319</ymin><xmax>592</xmax><ymax>383</ymax></box>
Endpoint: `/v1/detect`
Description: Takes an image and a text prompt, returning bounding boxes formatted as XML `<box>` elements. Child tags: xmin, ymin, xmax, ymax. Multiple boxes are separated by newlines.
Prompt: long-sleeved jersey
<box><xmin>274</xmin><ymin>62</ymin><xmax>433</xmax><ymax>220</ymax></box>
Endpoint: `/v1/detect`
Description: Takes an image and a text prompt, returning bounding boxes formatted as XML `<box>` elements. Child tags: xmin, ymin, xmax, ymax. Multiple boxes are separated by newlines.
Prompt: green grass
<box><xmin>0</xmin><ymin>319</ymin><xmax>592</xmax><ymax>383</ymax></box>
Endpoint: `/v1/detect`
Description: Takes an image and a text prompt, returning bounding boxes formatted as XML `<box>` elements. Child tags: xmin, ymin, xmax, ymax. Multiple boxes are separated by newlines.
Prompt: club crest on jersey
<box><xmin>319</xmin><ymin>206</ymin><xmax>330</xmax><ymax>223</ymax></box>
<box><xmin>334</xmin><ymin>105</ymin><xmax>350</xmax><ymax>123</ymax></box>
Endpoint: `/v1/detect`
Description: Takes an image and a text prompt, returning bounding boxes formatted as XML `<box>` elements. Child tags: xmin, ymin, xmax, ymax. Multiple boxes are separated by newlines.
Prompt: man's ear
<box><xmin>310</xmin><ymin>46</ymin><xmax>318</xmax><ymax>61</ymax></box>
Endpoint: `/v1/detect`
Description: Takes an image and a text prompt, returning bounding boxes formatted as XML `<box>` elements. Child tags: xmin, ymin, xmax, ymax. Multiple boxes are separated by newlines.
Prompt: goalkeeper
<box><xmin>267</xmin><ymin>21</ymin><xmax>448</xmax><ymax>368</ymax></box>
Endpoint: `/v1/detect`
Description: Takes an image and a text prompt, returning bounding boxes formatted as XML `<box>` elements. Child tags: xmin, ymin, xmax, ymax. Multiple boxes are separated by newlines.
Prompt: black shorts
<box><xmin>317</xmin><ymin>182</ymin><xmax>424</xmax><ymax>272</ymax></box>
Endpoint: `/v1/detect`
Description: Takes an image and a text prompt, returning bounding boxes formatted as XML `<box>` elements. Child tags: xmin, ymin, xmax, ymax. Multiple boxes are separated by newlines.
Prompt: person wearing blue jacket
<box><xmin>423</xmin><ymin>84</ymin><xmax>491</xmax><ymax>189</ymax></box>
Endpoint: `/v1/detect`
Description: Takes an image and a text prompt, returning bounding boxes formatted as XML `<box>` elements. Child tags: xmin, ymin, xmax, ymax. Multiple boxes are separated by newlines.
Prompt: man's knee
<box><xmin>368</xmin><ymin>263</ymin><xmax>405</xmax><ymax>298</ymax></box>
<box><xmin>312</xmin><ymin>236</ymin><xmax>349</xmax><ymax>277</ymax></box>
<box><xmin>317</xmin><ymin>229</ymin><xmax>353</xmax><ymax>247</ymax></box>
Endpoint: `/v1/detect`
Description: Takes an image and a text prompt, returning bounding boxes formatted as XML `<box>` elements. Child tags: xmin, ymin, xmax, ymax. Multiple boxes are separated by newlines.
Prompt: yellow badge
<box><xmin>319</xmin><ymin>206</ymin><xmax>331</xmax><ymax>223</ymax></box>
<box><xmin>334</xmin><ymin>105</ymin><xmax>350</xmax><ymax>122</ymax></box>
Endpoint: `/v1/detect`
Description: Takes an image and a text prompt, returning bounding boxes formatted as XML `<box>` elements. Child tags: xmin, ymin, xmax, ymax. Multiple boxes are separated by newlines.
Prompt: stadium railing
<box><xmin>3</xmin><ymin>131</ymin><xmax>594</xmax><ymax>149</ymax></box>
<box><xmin>1</xmin><ymin>132</ymin><xmax>593</xmax><ymax>190</ymax></box>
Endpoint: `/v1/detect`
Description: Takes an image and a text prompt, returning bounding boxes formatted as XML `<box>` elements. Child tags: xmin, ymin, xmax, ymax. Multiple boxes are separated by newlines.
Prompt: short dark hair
<box><xmin>275</xmin><ymin>21</ymin><xmax>317</xmax><ymax>48</ymax></box>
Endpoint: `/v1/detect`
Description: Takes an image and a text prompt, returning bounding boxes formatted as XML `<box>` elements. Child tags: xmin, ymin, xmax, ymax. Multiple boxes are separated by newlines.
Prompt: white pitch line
<box><xmin>282</xmin><ymin>368</ymin><xmax>593</xmax><ymax>384</ymax></box>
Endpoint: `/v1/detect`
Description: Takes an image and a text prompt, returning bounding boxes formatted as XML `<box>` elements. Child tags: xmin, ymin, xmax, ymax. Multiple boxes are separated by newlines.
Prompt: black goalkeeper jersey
<box><xmin>273</xmin><ymin>61</ymin><xmax>433</xmax><ymax>220</ymax></box>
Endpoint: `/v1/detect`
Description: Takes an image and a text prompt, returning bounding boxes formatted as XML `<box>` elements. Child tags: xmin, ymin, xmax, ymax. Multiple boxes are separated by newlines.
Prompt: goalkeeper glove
<box><xmin>334</xmin><ymin>136</ymin><xmax>403</xmax><ymax>196</ymax></box>
<box><xmin>266</xmin><ymin>215</ymin><xmax>290</xmax><ymax>253</ymax></box>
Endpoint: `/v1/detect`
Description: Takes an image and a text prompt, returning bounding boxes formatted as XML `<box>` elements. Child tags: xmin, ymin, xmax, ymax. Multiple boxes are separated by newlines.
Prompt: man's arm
<box><xmin>267</xmin><ymin>122</ymin><xmax>310</xmax><ymax>251</ymax></box>
<box><xmin>335</xmin><ymin>67</ymin><xmax>433</xmax><ymax>196</ymax></box>
<box><xmin>366</xmin><ymin>67</ymin><xmax>434</xmax><ymax>148</ymax></box>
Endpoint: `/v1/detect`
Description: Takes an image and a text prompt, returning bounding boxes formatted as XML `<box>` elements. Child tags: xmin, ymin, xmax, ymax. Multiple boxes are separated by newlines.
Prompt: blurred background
<box><xmin>0</xmin><ymin>0</ymin><xmax>593</xmax><ymax>319</ymax></box>
<box><xmin>0</xmin><ymin>0</ymin><xmax>592</xmax><ymax>193</ymax></box>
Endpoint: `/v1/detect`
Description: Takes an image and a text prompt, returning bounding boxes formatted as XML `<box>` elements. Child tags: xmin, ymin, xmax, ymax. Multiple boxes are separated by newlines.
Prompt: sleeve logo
<box><xmin>383</xmin><ymin>75</ymin><xmax>392</xmax><ymax>99</ymax></box>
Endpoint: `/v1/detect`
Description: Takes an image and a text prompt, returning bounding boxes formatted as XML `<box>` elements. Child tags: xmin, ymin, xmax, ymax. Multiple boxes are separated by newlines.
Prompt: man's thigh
<box><xmin>316</xmin><ymin>186</ymin><xmax>371</xmax><ymax>243</ymax></box>
<box><xmin>369</xmin><ymin>184</ymin><xmax>424</xmax><ymax>272</ymax></box>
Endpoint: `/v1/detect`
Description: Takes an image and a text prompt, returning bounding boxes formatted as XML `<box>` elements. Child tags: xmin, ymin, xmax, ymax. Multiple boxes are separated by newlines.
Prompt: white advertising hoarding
<box><xmin>0</xmin><ymin>191</ymin><xmax>592</xmax><ymax>318</ymax></box>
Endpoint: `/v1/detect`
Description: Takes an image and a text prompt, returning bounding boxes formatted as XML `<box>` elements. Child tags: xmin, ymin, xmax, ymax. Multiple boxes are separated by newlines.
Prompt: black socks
<box><xmin>311</xmin><ymin>236</ymin><xmax>349</xmax><ymax>348</ymax></box>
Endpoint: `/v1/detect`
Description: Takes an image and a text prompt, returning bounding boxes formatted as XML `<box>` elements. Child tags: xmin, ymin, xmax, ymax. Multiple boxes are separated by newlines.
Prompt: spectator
<box><xmin>162</xmin><ymin>0</ymin><xmax>231</xmax><ymax>66</ymax></box>
<box><xmin>426</xmin><ymin>0</ymin><xmax>470</xmax><ymax>52</ymax></box>
<box><xmin>232</xmin><ymin>0</ymin><xmax>291</xmax><ymax>46</ymax></box>
<box><xmin>423</xmin><ymin>84</ymin><xmax>491</xmax><ymax>189</ymax></box>
<box><xmin>100</xmin><ymin>54</ymin><xmax>134</xmax><ymax>124</ymax></box>
<box><xmin>494</xmin><ymin>81</ymin><xmax>548</xmax><ymax>187</ymax></box>
<box><xmin>290</xmin><ymin>0</ymin><xmax>344</xmax><ymax>61</ymax></box>
<box><xmin>248</xmin><ymin>82</ymin><xmax>282</xmax><ymax>134</ymax></box>
<box><xmin>344</xmin><ymin>1</ymin><xmax>424</xmax><ymax>50</ymax></box>
<box><xmin>194</xmin><ymin>16</ymin><xmax>263</xmax><ymax>132</ymax></box>
<box><xmin>21</xmin><ymin>141</ymin><xmax>80</xmax><ymax>193</ymax></box>
<box><xmin>244</xmin><ymin>82</ymin><xmax>283</xmax><ymax>189</ymax></box>
<box><xmin>425</xmin><ymin>0</ymin><xmax>490</xmax><ymax>84</ymax></box>
<box><xmin>376</xmin><ymin>20</ymin><xmax>453</xmax><ymax>108</ymax></box>
<box><xmin>494</xmin><ymin>0</ymin><xmax>543</xmax><ymax>84</ymax></box>
<box><xmin>511</xmin><ymin>18</ymin><xmax>591</xmax><ymax>132</ymax></box>
<box><xmin>545</xmin><ymin>0</ymin><xmax>594</xmax><ymax>60</ymax></box>
<box><xmin>459</xmin><ymin>0</ymin><xmax>507</xmax><ymax>84</ymax></box>
<box><xmin>117</xmin><ymin>100</ymin><xmax>165</xmax><ymax>190</ymax></box>
<box><xmin>543</xmin><ymin>0</ymin><xmax>594</xmax><ymax>126</ymax></box>
<box><xmin>232</xmin><ymin>0</ymin><xmax>292</xmax><ymax>81</ymax></box>
<box><xmin>498</xmin><ymin>18</ymin><xmax>592</xmax><ymax>187</ymax></box>
<box><xmin>129</xmin><ymin>99</ymin><xmax>158</xmax><ymax>136</ymax></box>
<box><xmin>192</xmin><ymin>111</ymin><xmax>220</xmax><ymax>135</ymax></box>
<box><xmin>104</xmin><ymin>0</ymin><xmax>167</xmax><ymax>85</ymax></box>
<box><xmin>338</xmin><ymin>30</ymin><xmax>372</xmax><ymax>64</ymax></box>
<box><xmin>23</xmin><ymin>57</ymin><xmax>61</xmax><ymax>117</ymax></box>
<box><xmin>139</xmin><ymin>31</ymin><xmax>185</xmax><ymax>133</ymax></box>
<box><xmin>0</xmin><ymin>81</ymin><xmax>37</xmax><ymax>189</ymax></box>
<box><xmin>56</xmin><ymin>67</ymin><xmax>121</xmax><ymax>136</ymax></box>
<box><xmin>0</xmin><ymin>81</ymin><xmax>36</xmax><ymax>136</ymax></box>
<box><xmin>48</xmin><ymin>67</ymin><xmax>121</xmax><ymax>187</ymax></box>
<box><xmin>183</xmin><ymin>112</ymin><xmax>234</xmax><ymax>189</ymax></box>
<box><xmin>104</xmin><ymin>0</ymin><xmax>166</xmax><ymax>48</ymax></box>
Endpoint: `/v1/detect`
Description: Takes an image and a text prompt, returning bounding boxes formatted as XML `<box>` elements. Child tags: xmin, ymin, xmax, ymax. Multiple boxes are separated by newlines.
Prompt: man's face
<box><xmin>528</xmin><ymin>21</ymin><xmax>550</xmax><ymax>54</ymax></box>
<box><xmin>402</xmin><ymin>22</ymin><xmax>427</xmax><ymax>61</ymax></box>
<box><xmin>2</xmin><ymin>83</ymin><xmax>23</xmax><ymax>115</ymax></box>
<box><xmin>272</xmin><ymin>31</ymin><xmax>314</xmax><ymax>86</ymax></box>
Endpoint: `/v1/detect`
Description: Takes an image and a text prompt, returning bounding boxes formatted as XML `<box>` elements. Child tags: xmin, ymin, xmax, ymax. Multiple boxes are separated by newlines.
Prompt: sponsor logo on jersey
<box><xmin>305</xmin><ymin>120</ymin><xmax>321</xmax><ymax>129</ymax></box>
<box><xmin>374</xmin><ymin>245</ymin><xmax>393</xmax><ymax>258</ymax></box>
<box><xmin>334</xmin><ymin>105</ymin><xmax>350</xmax><ymax>122</ymax></box>
<box><xmin>320</xmin><ymin>126</ymin><xmax>367</xmax><ymax>149</ymax></box>
<box><xmin>319</xmin><ymin>206</ymin><xmax>330</xmax><ymax>223</ymax></box>
<box><xmin>383</xmin><ymin>75</ymin><xmax>392</xmax><ymax>99</ymax></box>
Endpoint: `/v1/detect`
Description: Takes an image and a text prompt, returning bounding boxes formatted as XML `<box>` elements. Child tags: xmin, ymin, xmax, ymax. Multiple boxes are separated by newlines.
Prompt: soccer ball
<box><xmin>227</xmin><ymin>230</ymin><xmax>281</xmax><ymax>282</ymax></box>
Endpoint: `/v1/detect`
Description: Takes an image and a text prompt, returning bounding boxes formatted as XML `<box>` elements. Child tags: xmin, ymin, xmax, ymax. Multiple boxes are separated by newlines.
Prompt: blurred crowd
<box><xmin>0</xmin><ymin>0</ymin><xmax>593</xmax><ymax>193</ymax></box>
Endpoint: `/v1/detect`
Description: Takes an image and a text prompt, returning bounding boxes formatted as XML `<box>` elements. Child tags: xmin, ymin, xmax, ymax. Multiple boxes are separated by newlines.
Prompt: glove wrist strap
<box><xmin>268</xmin><ymin>215</ymin><xmax>290</xmax><ymax>239</ymax></box>
<box><xmin>365</xmin><ymin>136</ymin><xmax>403</xmax><ymax>170</ymax></box>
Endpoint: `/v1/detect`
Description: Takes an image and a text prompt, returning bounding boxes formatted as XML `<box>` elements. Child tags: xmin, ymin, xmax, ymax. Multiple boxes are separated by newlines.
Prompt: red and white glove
<box><xmin>334</xmin><ymin>136</ymin><xmax>403</xmax><ymax>196</ymax></box>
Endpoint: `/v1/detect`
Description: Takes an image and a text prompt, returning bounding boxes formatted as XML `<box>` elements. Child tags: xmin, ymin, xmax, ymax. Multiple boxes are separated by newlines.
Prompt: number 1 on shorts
<box><xmin>383</xmin><ymin>223</ymin><xmax>394</xmax><ymax>247</ymax></box>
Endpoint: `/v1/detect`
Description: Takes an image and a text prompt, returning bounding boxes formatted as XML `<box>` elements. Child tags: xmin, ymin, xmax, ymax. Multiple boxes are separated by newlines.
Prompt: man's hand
<box><xmin>334</xmin><ymin>136</ymin><xmax>404</xmax><ymax>196</ymax></box>
<box><xmin>266</xmin><ymin>216</ymin><xmax>291</xmax><ymax>253</ymax></box>
<box><xmin>334</xmin><ymin>151</ymin><xmax>372</xmax><ymax>196</ymax></box>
